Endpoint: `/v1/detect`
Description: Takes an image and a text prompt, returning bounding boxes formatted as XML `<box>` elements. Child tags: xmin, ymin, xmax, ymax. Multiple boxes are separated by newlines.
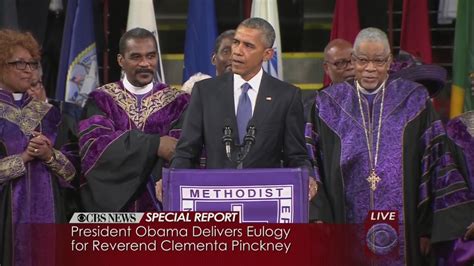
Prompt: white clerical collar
<box><xmin>233</xmin><ymin>68</ymin><xmax>263</xmax><ymax>94</ymax></box>
<box><xmin>123</xmin><ymin>76</ymin><xmax>153</xmax><ymax>95</ymax></box>
<box><xmin>356</xmin><ymin>79</ymin><xmax>387</xmax><ymax>95</ymax></box>
<box><xmin>0</xmin><ymin>88</ymin><xmax>23</xmax><ymax>100</ymax></box>
<box><xmin>13</xmin><ymin>93</ymin><xmax>23</xmax><ymax>100</ymax></box>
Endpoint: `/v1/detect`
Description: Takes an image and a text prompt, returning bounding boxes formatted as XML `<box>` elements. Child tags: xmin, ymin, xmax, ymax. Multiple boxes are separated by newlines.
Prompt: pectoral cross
<box><xmin>366</xmin><ymin>169</ymin><xmax>381</xmax><ymax>191</ymax></box>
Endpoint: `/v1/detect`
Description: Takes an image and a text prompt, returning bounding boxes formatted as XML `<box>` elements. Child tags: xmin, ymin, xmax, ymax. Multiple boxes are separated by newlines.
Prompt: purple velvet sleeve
<box><xmin>433</xmin><ymin>116</ymin><xmax>474</xmax><ymax>265</ymax></box>
<box><xmin>420</xmin><ymin>120</ymin><xmax>472</xmax><ymax>212</ymax></box>
<box><xmin>421</xmin><ymin>118</ymin><xmax>474</xmax><ymax>244</ymax></box>
<box><xmin>56</xmin><ymin>144</ymin><xmax>80</xmax><ymax>189</ymax></box>
<box><xmin>78</xmin><ymin>114</ymin><xmax>129</xmax><ymax>176</ymax></box>
<box><xmin>447</xmin><ymin>117</ymin><xmax>474</xmax><ymax>189</ymax></box>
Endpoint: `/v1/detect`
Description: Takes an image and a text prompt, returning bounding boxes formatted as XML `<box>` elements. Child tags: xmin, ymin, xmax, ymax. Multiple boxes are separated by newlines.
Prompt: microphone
<box><xmin>221</xmin><ymin>118</ymin><xmax>233</xmax><ymax>161</ymax></box>
<box><xmin>244</xmin><ymin>124</ymin><xmax>256</xmax><ymax>147</ymax></box>
<box><xmin>241</xmin><ymin>121</ymin><xmax>257</xmax><ymax>160</ymax></box>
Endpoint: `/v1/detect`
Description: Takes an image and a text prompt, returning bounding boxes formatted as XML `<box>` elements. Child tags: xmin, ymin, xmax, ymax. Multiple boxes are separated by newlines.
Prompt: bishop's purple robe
<box><xmin>79</xmin><ymin>81</ymin><xmax>189</xmax><ymax>212</ymax></box>
<box><xmin>308</xmin><ymin>78</ymin><xmax>474</xmax><ymax>265</ymax></box>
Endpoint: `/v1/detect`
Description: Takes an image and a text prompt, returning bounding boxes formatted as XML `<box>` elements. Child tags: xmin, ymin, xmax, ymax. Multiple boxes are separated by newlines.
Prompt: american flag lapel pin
<box><xmin>265</xmin><ymin>96</ymin><xmax>272</xmax><ymax>101</ymax></box>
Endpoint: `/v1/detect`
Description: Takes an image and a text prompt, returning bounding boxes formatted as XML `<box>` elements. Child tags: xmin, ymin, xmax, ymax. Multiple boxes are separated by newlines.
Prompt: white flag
<box><xmin>126</xmin><ymin>0</ymin><xmax>165</xmax><ymax>82</ymax></box>
<box><xmin>251</xmin><ymin>0</ymin><xmax>283</xmax><ymax>80</ymax></box>
<box><xmin>438</xmin><ymin>0</ymin><xmax>457</xmax><ymax>24</ymax></box>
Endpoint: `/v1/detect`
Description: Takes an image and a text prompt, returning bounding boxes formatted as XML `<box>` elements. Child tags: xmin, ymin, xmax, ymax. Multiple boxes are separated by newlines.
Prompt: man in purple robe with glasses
<box><xmin>309</xmin><ymin>27</ymin><xmax>474</xmax><ymax>265</ymax></box>
<box><xmin>78</xmin><ymin>28</ymin><xmax>189</xmax><ymax>212</ymax></box>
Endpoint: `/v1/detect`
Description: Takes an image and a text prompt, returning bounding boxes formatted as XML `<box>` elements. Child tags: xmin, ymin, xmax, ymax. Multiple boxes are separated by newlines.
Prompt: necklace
<box><xmin>356</xmin><ymin>80</ymin><xmax>386</xmax><ymax>191</ymax></box>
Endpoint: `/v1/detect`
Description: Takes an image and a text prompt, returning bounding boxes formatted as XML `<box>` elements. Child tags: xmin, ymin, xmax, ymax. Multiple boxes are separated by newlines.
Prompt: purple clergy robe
<box><xmin>79</xmin><ymin>81</ymin><xmax>189</xmax><ymax>212</ymax></box>
<box><xmin>309</xmin><ymin>78</ymin><xmax>474</xmax><ymax>266</ymax></box>
<box><xmin>0</xmin><ymin>90</ymin><xmax>76</xmax><ymax>266</ymax></box>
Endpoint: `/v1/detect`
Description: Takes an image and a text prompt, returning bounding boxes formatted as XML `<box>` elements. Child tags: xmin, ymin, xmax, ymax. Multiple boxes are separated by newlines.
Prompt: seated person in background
<box><xmin>27</xmin><ymin>64</ymin><xmax>82</xmax><ymax>149</ymax></box>
<box><xmin>27</xmin><ymin>65</ymin><xmax>47</xmax><ymax>101</ymax></box>
<box><xmin>212</xmin><ymin>29</ymin><xmax>235</xmax><ymax>76</ymax></box>
<box><xmin>322</xmin><ymin>38</ymin><xmax>355</xmax><ymax>84</ymax></box>
<box><xmin>303</xmin><ymin>38</ymin><xmax>355</xmax><ymax>118</ymax></box>
<box><xmin>181</xmin><ymin>29</ymin><xmax>236</xmax><ymax>95</ymax></box>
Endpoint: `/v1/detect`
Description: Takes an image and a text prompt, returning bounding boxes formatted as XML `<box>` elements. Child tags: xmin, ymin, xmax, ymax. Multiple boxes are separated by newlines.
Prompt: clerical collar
<box><xmin>0</xmin><ymin>88</ymin><xmax>23</xmax><ymax>100</ymax></box>
<box><xmin>13</xmin><ymin>93</ymin><xmax>23</xmax><ymax>100</ymax></box>
<box><xmin>123</xmin><ymin>76</ymin><xmax>153</xmax><ymax>95</ymax></box>
<box><xmin>357</xmin><ymin>79</ymin><xmax>387</xmax><ymax>95</ymax></box>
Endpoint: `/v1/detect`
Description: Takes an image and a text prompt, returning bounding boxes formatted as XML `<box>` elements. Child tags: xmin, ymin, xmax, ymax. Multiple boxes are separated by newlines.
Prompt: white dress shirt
<box><xmin>233</xmin><ymin>68</ymin><xmax>263</xmax><ymax>115</ymax></box>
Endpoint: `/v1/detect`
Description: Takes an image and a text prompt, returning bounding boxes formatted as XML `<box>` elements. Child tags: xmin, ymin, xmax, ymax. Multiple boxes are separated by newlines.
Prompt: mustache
<box><xmin>135</xmin><ymin>68</ymin><xmax>154</xmax><ymax>74</ymax></box>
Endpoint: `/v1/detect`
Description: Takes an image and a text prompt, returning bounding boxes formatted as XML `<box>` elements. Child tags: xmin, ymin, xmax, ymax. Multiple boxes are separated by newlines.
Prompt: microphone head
<box><xmin>246</xmin><ymin>121</ymin><xmax>256</xmax><ymax>136</ymax></box>
<box><xmin>223</xmin><ymin>118</ymin><xmax>232</xmax><ymax>134</ymax></box>
<box><xmin>224</xmin><ymin>118</ymin><xmax>231</xmax><ymax>127</ymax></box>
<box><xmin>222</xmin><ymin>118</ymin><xmax>233</xmax><ymax>145</ymax></box>
<box><xmin>244</xmin><ymin>121</ymin><xmax>256</xmax><ymax>144</ymax></box>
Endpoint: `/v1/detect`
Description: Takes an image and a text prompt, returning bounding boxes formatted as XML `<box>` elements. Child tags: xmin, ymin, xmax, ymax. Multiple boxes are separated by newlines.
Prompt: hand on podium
<box><xmin>155</xmin><ymin>179</ymin><xmax>163</xmax><ymax>202</ymax></box>
<box><xmin>158</xmin><ymin>136</ymin><xmax>177</xmax><ymax>161</ymax></box>
<box><xmin>309</xmin><ymin>177</ymin><xmax>318</xmax><ymax>200</ymax></box>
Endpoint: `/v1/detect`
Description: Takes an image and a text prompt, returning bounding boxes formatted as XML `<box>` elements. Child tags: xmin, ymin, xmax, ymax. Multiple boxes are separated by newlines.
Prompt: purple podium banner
<box><xmin>162</xmin><ymin>168</ymin><xmax>309</xmax><ymax>223</ymax></box>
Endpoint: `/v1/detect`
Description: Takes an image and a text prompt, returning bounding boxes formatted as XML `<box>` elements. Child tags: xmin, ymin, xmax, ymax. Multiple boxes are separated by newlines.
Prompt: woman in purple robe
<box><xmin>0</xmin><ymin>29</ymin><xmax>76</xmax><ymax>266</ymax></box>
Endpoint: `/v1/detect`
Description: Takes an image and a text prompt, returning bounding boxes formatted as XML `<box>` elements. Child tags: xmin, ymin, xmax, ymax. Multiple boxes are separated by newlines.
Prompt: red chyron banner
<box><xmin>21</xmin><ymin>212</ymin><xmax>396</xmax><ymax>266</ymax></box>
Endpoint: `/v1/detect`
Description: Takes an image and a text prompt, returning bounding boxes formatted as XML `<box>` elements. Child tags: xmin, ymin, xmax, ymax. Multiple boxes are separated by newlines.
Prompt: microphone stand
<box><xmin>222</xmin><ymin>125</ymin><xmax>233</xmax><ymax>162</ymax></box>
<box><xmin>222</xmin><ymin>124</ymin><xmax>256</xmax><ymax>169</ymax></box>
<box><xmin>236</xmin><ymin>125</ymin><xmax>256</xmax><ymax>169</ymax></box>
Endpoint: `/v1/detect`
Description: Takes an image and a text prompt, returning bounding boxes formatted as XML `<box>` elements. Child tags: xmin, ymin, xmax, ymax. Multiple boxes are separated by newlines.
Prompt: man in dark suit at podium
<box><xmin>170</xmin><ymin>17</ymin><xmax>316</xmax><ymax>197</ymax></box>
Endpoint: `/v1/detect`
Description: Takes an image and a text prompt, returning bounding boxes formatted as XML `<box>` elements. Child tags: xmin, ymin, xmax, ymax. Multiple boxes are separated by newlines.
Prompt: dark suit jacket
<box><xmin>171</xmin><ymin>71</ymin><xmax>312</xmax><ymax>171</ymax></box>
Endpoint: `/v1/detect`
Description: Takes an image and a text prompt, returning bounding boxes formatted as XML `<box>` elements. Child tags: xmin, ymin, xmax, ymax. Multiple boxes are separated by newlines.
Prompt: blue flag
<box><xmin>183</xmin><ymin>0</ymin><xmax>218</xmax><ymax>82</ymax></box>
<box><xmin>56</xmin><ymin>0</ymin><xmax>99</xmax><ymax>106</ymax></box>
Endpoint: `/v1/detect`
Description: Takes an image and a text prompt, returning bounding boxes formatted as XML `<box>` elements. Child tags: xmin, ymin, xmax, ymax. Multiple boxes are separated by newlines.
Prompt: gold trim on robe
<box><xmin>0</xmin><ymin>99</ymin><xmax>52</xmax><ymax>137</ymax></box>
<box><xmin>45</xmin><ymin>149</ymin><xmax>76</xmax><ymax>182</ymax></box>
<box><xmin>0</xmin><ymin>155</ymin><xmax>25</xmax><ymax>182</ymax></box>
<box><xmin>99</xmin><ymin>83</ymin><xmax>186</xmax><ymax>130</ymax></box>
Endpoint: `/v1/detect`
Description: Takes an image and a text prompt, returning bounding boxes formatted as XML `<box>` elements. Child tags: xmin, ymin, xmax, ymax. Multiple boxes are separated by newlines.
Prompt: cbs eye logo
<box><xmin>77</xmin><ymin>214</ymin><xmax>86</xmax><ymax>223</ymax></box>
<box><xmin>366</xmin><ymin>223</ymin><xmax>398</xmax><ymax>255</ymax></box>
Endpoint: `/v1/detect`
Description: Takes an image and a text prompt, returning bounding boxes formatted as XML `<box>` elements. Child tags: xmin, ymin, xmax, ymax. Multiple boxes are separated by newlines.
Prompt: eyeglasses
<box><xmin>352</xmin><ymin>54</ymin><xmax>390</xmax><ymax>67</ymax></box>
<box><xmin>325</xmin><ymin>59</ymin><xmax>352</xmax><ymax>70</ymax></box>
<box><xmin>30</xmin><ymin>80</ymin><xmax>43</xmax><ymax>88</ymax></box>
<box><xmin>6</xmin><ymin>60</ymin><xmax>39</xmax><ymax>70</ymax></box>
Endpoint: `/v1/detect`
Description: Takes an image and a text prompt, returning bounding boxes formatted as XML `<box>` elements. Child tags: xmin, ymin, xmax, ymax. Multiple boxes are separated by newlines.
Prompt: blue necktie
<box><xmin>236</xmin><ymin>83</ymin><xmax>252</xmax><ymax>144</ymax></box>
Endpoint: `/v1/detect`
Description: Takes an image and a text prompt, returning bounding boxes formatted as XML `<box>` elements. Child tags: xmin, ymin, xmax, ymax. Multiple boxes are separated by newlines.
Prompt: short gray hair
<box><xmin>353</xmin><ymin>27</ymin><xmax>390</xmax><ymax>55</ymax></box>
<box><xmin>238</xmin><ymin>17</ymin><xmax>275</xmax><ymax>48</ymax></box>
